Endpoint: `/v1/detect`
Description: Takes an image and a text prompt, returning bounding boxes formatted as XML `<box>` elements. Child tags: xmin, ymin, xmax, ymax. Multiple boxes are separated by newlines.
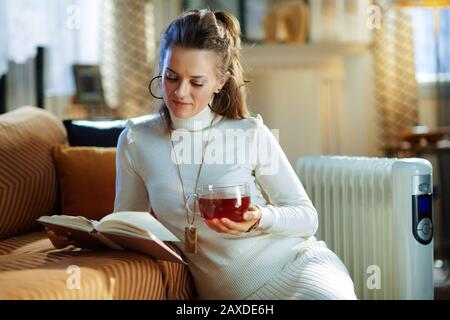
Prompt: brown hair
<box><xmin>157</xmin><ymin>9</ymin><xmax>250</xmax><ymax>130</ymax></box>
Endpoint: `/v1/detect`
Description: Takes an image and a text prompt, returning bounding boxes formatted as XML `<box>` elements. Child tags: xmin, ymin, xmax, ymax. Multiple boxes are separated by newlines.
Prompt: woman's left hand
<box><xmin>204</xmin><ymin>206</ymin><xmax>262</xmax><ymax>235</ymax></box>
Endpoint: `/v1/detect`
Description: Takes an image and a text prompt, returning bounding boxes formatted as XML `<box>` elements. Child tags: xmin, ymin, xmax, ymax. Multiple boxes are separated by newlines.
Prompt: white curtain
<box><xmin>373</xmin><ymin>2</ymin><xmax>419</xmax><ymax>153</ymax></box>
<box><xmin>6</xmin><ymin>58</ymin><xmax>37</xmax><ymax>112</ymax></box>
<box><xmin>0</xmin><ymin>0</ymin><xmax>101</xmax><ymax>98</ymax></box>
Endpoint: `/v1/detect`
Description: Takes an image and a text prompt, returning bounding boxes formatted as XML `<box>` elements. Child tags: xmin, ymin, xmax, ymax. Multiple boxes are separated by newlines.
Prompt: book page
<box><xmin>97</xmin><ymin>211</ymin><xmax>179</xmax><ymax>242</ymax></box>
<box><xmin>103</xmin><ymin>232</ymin><xmax>186</xmax><ymax>264</ymax></box>
<box><xmin>37</xmin><ymin>212</ymin><xmax>185</xmax><ymax>263</ymax></box>
<box><xmin>37</xmin><ymin>215</ymin><xmax>97</xmax><ymax>232</ymax></box>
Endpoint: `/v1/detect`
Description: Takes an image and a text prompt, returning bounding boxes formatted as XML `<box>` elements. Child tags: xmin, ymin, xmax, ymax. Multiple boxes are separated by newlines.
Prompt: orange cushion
<box><xmin>52</xmin><ymin>145</ymin><xmax>116</xmax><ymax>221</ymax></box>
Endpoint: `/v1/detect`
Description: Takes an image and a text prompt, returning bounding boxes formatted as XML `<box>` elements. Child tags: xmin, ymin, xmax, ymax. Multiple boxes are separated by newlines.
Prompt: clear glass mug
<box><xmin>186</xmin><ymin>183</ymin><xmax>251</xmax><ymax>222</ymax></box>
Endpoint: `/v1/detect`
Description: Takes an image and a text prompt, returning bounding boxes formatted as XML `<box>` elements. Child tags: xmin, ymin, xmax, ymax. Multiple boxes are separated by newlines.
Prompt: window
<box><xmin>0</xmin><ymin>0</ymin><xmax>101</xmax><ymax>96</ymax></box>
<box><xmin>410</xmin><ymin>7</ymin><xmax>450</xmax><ymax>83</ymax></box>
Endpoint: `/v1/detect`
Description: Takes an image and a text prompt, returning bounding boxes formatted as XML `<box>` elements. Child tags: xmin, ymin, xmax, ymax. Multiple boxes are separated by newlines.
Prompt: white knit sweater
<box><xmin>114</xmin><ymin>106</ymin><xmax>319</xmax><ymax>299</ymax></box>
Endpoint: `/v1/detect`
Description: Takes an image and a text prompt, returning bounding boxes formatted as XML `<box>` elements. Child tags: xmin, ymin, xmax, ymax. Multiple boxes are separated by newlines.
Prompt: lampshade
<box><xmin>392</xmin><ymin>0</ymin><xmax>450</xmax><ymax>7</ymax></box>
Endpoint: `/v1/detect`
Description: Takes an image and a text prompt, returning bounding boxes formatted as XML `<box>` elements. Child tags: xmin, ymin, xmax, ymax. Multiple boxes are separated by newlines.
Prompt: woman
<box><xmin>49</xmin><ymin>9</ymin><xmax>356</xmax><ymax>300</ymax></box>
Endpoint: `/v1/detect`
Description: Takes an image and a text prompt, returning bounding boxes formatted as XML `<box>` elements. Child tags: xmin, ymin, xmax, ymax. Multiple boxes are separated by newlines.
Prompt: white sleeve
<box><xmin>253</xmin><ymin>120</ymin><xmax>318</xmax><ymax>237</ymax></box>
<box><xmin>113</xmin><ymin>126</ymin><xmax>150</xmax><ymax>212</ymax></box>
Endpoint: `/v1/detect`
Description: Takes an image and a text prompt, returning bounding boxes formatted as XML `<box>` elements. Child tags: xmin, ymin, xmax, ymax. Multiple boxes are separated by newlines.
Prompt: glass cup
<box><xmin>186</xmin><ymin>183</ymin><xmax>251</xmax><ymax>222</ymax></box>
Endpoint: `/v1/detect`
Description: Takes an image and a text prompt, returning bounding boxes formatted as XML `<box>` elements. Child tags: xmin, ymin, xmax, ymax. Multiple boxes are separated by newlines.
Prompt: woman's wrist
<box><xmin>245</xmin><ymin>205</ymin><xmax>262</xmax><ymax>232</ymax></box>
<box><xmin>253</xmin><ymin>204</ymin><xmax>275</xmax><ymax>232</ymax></box>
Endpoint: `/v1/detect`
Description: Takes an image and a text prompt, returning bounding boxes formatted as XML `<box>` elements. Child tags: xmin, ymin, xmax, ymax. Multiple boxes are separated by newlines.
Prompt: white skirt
<box><xmin>245</xmin><ymin>238</ymin><xmax>357</xmax><ymax>300</ymax></box>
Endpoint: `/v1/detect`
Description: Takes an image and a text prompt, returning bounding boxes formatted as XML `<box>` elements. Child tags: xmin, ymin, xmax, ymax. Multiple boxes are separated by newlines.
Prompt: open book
<box><xmin>37</xmin><ymin>211</ymin><xmax>185</xmax><ymax>264</ymax></box>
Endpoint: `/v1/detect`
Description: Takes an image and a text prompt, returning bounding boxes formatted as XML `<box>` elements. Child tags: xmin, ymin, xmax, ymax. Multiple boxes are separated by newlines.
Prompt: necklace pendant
<box><xmin>185</xmin><ymin>225</ymin><xmax>198</xmax><ymax>254</ymax></box>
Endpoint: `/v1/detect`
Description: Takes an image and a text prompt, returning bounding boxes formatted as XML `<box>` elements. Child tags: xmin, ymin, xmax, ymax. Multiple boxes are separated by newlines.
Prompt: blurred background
<box><xmin>0</xmin><ymin>0</ymin><xmax>449</xmax><ymax>296</ymax></box>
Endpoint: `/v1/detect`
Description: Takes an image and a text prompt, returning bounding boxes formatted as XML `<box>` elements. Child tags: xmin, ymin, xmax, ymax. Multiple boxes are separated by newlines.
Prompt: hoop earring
<box><xmin>209</xmin><ymin>89</ymin><xmax>231</xmax><ymax>114</ymax></box>
<box><xmin>148</xmin><ymin>75</ymin><xmax>163</xmax><ymax>99</ymax></box>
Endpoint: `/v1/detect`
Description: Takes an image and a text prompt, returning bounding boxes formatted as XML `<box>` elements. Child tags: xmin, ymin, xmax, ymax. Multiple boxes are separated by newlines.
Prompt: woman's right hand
<box><xmin>46</xmin><ymin>228</ymin><xmax>75</xmax><ymax>249</ymax></box>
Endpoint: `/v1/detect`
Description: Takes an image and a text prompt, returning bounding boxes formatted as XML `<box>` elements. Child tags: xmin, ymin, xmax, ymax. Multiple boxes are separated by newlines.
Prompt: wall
<box><xmin>246</xmin><ymin>70</ymin><xmax>324</xmax><ymax>161</ymax></box>
<box><xmin>244</xmin><ymin>44</ymin><xmax>377</xmax><ymax>167</ymax></box>
<box><xmin>418</xmin><ymin>83</ymin><xmax>439</xmax><ymax>129</ymax></box>
<box><xmin>340</xmin><ymin>52</ymin><xmax>377</xmax><ymax>157</ymax></box>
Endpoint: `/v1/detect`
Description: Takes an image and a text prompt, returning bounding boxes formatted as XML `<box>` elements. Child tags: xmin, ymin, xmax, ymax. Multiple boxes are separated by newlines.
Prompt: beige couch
<box><xmin>0</xmin><ymin>106</ymin><xmax>196</xmax><ymax>299</ymax></box>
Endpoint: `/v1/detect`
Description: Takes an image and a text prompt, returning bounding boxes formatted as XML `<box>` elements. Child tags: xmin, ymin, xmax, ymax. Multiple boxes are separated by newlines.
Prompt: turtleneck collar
<box><xmin>169</xmin><ymin>105</ymin><xmax>222</xmax><ymax>132</ymax></box>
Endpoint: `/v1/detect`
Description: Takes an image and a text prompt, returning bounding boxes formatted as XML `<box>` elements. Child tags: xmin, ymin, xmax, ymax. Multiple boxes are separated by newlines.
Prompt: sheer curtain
<box><xmin>410</xmin><ymin>7</ymin><xmax>450</xmax><ymax>126</ymax></box>
<box><xmin>0</xmin><ymin>0</ymin><xmax>101</xmax><ymax>111</ymax></box>
<box><xmin>0</xmin><ymin>0</ymin><xmax>50</xmax><ymax>72</ymax></box>
<box><xmin>45</xmin><ymin>0</ymin><xmax>101</xmax><ymax>97</ymax></box>
<box><xmin>100</xmin><ymin>0</ymin><xmax>155</xmax><ymax>118</ymax></box>
<box><xmin>410</xmin><ymin>7</ymin><xmax>450</xmax><ymax>80</ymax></box>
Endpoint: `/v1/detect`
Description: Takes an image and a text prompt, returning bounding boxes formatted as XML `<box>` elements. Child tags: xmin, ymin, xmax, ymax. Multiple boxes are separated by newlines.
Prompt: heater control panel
<box><xmin>412</xmin><ymin>175</ymin><xmax>433</xmax><ymax>245</ymax></box>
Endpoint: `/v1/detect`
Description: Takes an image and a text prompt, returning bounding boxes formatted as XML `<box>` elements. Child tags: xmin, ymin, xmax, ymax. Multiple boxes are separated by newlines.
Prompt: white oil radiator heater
<box><xmin>296</xmin><ymin>156</ymin><xmax>433</xmax><ymax>300</ymax></box>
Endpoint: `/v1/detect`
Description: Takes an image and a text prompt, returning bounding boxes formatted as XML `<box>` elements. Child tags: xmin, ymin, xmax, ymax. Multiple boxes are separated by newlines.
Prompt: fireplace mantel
<box><xmin>242</xmin><ymin>43</ymin><xmax>369</xmax><ymax>75</ymax></box>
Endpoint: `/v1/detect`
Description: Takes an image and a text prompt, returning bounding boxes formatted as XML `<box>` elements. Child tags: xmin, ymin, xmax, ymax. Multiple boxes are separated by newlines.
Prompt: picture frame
<box><xmin>181</xmin><ymin>0</ymin><xmax>270</xmax><ymax>43</ymax></box>
<box><xmin>72</xmin><ymin>64</ymin><xmax>106</xmax><ymax>105</ymax></box>
<box><xmin>182</xmin><ymin>0</ymin><xmax>246</xmax><ymax>39</ymax></box>
<box><xmin>242</xmin><ymin>0</ymin><xmax>268</xmax><ymax>43</ymax></box>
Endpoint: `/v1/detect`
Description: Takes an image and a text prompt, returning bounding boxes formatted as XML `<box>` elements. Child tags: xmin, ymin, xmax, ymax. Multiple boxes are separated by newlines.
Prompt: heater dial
<box><xmin>412</xmin><ymin>190</ymin><xmax>433</xmax><ymax>245</ymax></box>
<box><xmin>417</xmin><ymin>217</ymin><xmax>433</xmax><ymax>242</ymax></box>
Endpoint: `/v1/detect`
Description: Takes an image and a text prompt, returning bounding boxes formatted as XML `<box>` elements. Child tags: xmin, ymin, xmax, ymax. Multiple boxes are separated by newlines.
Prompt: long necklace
<box><xmin>170</xmin><ymin>113</ymin><xmax>217</xmax><ymax>254</ymax></box>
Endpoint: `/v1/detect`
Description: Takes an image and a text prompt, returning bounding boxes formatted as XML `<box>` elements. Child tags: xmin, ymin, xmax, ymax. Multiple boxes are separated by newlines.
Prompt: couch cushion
<box><xmin>0</xmin><ymin>250</ymin><xmax>165</xmax><ymax>299</ymax></box>
<box><xmin>62</xmin><ymin>115</ymin><xmax>155</xmax><ymax>148</ymax></box>
<box><xmin>0</xmin><ymin>230</ymin><xmax>57</xmax><ymax>255</ymax></box>
<box><xmin>0</xmin><ymin>106</ymin><xmax>67</xmax><ymax>239</ymax></box>
<box><xmin>0</xmin><ymin>230</ymin><xmax>196</xmax><ymax>299</ymax></box>
<box><xmin>63</xmin><ymin>119</ymin><xmax>127</xmax><ymax>147</ymax></box>
<box><xmin>52</xmin><ymin>145</ymin><xmax>116</xmax><ymax>221</ymax></box>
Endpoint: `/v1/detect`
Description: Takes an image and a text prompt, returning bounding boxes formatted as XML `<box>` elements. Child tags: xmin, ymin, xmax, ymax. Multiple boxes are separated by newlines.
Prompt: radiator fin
<box><xmin>297</xmin><ymin>156</ymin><xmax>396</xmax><ymax>300</ymax></box>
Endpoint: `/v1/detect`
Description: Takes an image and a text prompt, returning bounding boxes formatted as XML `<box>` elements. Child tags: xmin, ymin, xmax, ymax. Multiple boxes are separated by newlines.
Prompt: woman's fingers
<box><xmin>46</xmin><ymin>228</ymin><xmax>75</xmax><ymax>249</ymax></box>
<box><xmin>205</xmin><ymin>218</ymin><xmax>241</xmax><ymax>235</ymax></box>
<box><xmin>204</xmin><ymin>218</ymin><xmax>255</xmax><ymax>235</ymax></box>
<box><xmin>243</xmin><ymin>211</ymin><xmax>259</xmax><ymax>221</ymax></box>
<box><xmin>220</xmin><ymin>218</ymin><xmax>250</xmax><ymax>233</ymax></box>
<box><xmin>217</xmin><ymin>219</ymin><xmax>246</xmax><ymax>235</ymax></box>
<box><xmin>203</xmin><ymin>206</ymin><xmax>262</xmax><ymax>235</ymax></box>
<box><xmin>48</xmin><ymin>230</ymin><xmax>69</xmax><ymax>241</ymax></box>
<box><xmin>205</xmin><ymin>219</ymin><xmax>233</xmax><ymax>233</ymax></box>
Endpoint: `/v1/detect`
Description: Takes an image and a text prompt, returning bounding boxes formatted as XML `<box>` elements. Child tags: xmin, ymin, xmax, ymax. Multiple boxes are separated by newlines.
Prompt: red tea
<box><xmin>198</xmin><ymin>195</ymin><xmax>250</xmax><ymax>222</ymax></box>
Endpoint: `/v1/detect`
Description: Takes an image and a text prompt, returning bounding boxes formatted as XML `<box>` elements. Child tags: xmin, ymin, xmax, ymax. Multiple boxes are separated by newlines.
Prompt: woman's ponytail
<box><xmin>211</xmin><ymin>11</ymin><xmax>248</xmax><ymax>119</ymax></box>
